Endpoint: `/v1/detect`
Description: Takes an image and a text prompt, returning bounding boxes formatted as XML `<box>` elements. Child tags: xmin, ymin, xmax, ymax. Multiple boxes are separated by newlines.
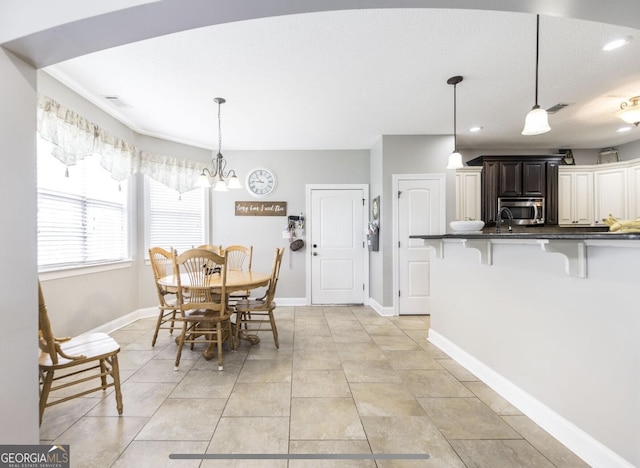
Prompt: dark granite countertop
<box><xmin>410</xmin><ymin>231</ymin><xmax>640</xmax><ymax>240</ymax></box>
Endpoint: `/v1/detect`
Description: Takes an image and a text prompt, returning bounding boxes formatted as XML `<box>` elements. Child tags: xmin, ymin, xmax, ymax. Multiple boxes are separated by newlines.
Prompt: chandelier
<box><xmin>616</xmin><ymin>96</ymin><xmax>640</xmax><ymax>126</ymax></box>
<box><xmin>196</xmin><ymin>97</ymin><xmax>242</xmax><ymax>191</ymax></box>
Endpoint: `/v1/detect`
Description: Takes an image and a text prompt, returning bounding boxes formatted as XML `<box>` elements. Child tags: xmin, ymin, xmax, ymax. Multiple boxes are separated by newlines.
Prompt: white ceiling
<box><xmin>43</xmin><ymin>8</ymin><xmax>640</xmax><ymax>152</ymax></box>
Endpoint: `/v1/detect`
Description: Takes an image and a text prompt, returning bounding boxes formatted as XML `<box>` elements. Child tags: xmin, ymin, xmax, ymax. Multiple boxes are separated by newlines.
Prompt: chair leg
<box><xmin>174</xmin><ymin>323</ymin><xmax>188</xmax><ymax>371</ymax></box>
<box><xmin>151</xmin><ymin>308</ymin><xmax>164</xmax><ymax>347</ymax></box>
<box><xmin>110</xmin><ymin>354</ymin><xmax>124</xmax><ymax>415</ymax></box>
<box><xmin>99</xmin><ymin>360</ymin><xmax>108</xmax><ymax>388</ymax></box>
<box><xmin>268</xmin><ymin>310</ymin><xmax>279</xmax><ymax>349</ymax></box>
<box><xmin>39</xmin><ymin>369</ymin><xmax>54</xmax><ymax>426</ymax></box>
<box><xmin>216</xmin><ymin>323</ymin><xmax>224</xmax><ymax>371</ymax></box>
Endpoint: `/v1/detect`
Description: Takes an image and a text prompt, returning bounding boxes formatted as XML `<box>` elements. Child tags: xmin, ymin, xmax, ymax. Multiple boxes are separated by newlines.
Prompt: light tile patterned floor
<box><xmin>40</xmin><ymin>306</ymin><xmax>588</xmax><ymax>467</ymax></box>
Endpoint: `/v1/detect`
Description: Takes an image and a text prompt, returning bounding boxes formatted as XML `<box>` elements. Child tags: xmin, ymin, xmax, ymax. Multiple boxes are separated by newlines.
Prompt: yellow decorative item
<box><xmin>603</xmin><ymin>214</ymin><xmax>640</xmax><ymax>232</ymax></box>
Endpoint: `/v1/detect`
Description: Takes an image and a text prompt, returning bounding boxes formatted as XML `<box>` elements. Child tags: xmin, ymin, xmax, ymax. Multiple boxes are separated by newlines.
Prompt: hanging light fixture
<box><xmin>615</xmin><ymin>96</ymin><xmax>640</xmax><ymax>126</ymax></box>
<box><xmin>522</xmin><ymin>14</ymin><xmax>551</xmax><ymax>135</ymax></box>
<box><xmin>196</xmin><ymin>97</ymin><xmax>242</xmax><ymax>191</ymax></box>
<box><xmin>446</xmin><ymin>75</ymin><xmax>464</xmax><ymax>170</ymax></box>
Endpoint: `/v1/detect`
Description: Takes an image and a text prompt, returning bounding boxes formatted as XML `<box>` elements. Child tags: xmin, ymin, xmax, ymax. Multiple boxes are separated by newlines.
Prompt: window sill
<box><xmin>39</xmin><ymin>260</ymin><xmax>133</xmax><ymax>281</ymax></box>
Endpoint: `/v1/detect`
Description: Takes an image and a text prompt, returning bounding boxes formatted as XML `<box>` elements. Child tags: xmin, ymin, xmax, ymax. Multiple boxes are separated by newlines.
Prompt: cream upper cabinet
<box><xmin>558</xmin><ymin>168</ymin><xmax>593</xmax><ymax>225</ymax></box>
<box><xmin>455</xmin><ymin>167</ymin><xmax>482</xmax><ymax>221</ymax></box>
<box><xmin>628</xmin><ymin>163</ymin><xmax>640</xmax><ymax>219</ymax></box>
<box><xmin>593</xmin><ymin>165</ymin><xmax>628</xmax><ymax>225</ymax></box>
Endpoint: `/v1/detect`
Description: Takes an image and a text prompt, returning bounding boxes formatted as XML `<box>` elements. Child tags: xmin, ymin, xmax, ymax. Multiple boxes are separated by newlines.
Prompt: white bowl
<box><xmin>450</xmin><ymin>220</ymin><xmax>485</xmax><ymax>232</ymax></box>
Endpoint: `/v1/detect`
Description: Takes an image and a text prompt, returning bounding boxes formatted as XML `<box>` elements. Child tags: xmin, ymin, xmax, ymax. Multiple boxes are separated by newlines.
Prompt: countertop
<box><xmin>410</xmin><ymin>231</ymin><xmax>640</xmax><ymax>240</ymax></box>
<box><xmin>410</xmin><ymin>226</ymin><xmax>640</xmax><ymax>240</ymax></box>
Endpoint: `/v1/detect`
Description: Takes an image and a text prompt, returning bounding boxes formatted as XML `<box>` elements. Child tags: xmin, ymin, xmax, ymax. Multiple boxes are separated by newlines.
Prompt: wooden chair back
<box><xmin>149</xmin><ymin>247</ymin><xmax>174</xmax><ymax>298</ymax></box>
<box><xmin>264</xmin><ymin>247</ymin><xmax>284</xmax><ymax>303</ymax></box>
<box><xmin>223</xmin><ymin>244</ymin><xmax>253</xmax><ymax>271</ymax></box>
<box><xmin>197</xmin><ymin>244</ymin><xmax>224</xmax><ymax>255</ymax></box>
<box><xmin>172</xmin><ymin>248</ymin><xmax>229</xmax><ymax>318</ymax></box>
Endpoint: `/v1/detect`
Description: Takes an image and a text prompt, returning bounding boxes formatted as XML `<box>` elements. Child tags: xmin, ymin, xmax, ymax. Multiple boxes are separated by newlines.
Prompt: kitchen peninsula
<box><xmin>410</xmin><ymin>230</ymin><xmax>640</xmax><ymax>467</ymax></box>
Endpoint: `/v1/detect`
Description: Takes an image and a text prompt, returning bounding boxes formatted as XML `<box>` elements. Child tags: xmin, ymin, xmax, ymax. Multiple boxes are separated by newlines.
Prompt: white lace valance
<box><xmin>140</xmin><ymin>151</ymin><xmax>206</xmax><ymax>194</ymax></box>
<box><xmin>37</xmin><ymin>94</ymin><xmax>138</xmax><ymax>182</ymax></box>
<box><xmin>37</xmin><ymin>94</ymin><xmax>208</xmax><ymax>192</ymax></box>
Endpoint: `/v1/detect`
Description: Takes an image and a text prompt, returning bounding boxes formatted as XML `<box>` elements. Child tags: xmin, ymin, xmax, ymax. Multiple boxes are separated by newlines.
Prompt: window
<box><xmin>37</xmin><ymin>138</ymin><xmax>130</xmax><ymax>271</ymax></box>
<box><xmin>145</xmin><ymin>176</ymin><xmax>206</xmax><ymax>254</ymax></box>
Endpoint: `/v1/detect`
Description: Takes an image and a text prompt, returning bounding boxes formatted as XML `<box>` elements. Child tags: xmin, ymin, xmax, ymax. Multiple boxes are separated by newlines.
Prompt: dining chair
<box><xmin>223</xmin><ymin>244</ymin><xmax>253</xmax><ymax>304</ymax></box>
<box><xmin>197</xmin><ymin>244</ymin><xmax>224</xmax><ymax>255</ymax></box>
<box><xmin>233</xmin><ymin>247</ymin><xmax>284</xmax><ymax>349</ymax></box>
<box><xmin>38</xmin><ymin>281</ymin><xmax>123</xmax><ymax>425</ymax></box>
<box><xmin>149</xmin><ymin>246</ymin><xmax>179</xmax><ymax>346</ymax></box>
<box><xmin>172</xmin><ymin>248</ymin><xmax>233</xmax><ymax>371</ymax></box>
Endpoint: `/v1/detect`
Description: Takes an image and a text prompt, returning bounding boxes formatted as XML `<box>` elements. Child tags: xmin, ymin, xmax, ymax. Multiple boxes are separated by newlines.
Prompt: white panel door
<box><xmin>310</xmin><ymin>188</ymin><xmax>365</xmax><ymax>304</ymax></box>
<box><xmin>397</xmin><ymin>177</ymin><xmax>443</xmax><ymax>315</ymax></box>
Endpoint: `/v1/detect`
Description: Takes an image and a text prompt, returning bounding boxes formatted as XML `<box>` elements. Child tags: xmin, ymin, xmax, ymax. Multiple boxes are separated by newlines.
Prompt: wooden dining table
<box><xmin>158</xmin><ymin>270</ymin><xmax>271</xmax><ymax>359</ymax></box>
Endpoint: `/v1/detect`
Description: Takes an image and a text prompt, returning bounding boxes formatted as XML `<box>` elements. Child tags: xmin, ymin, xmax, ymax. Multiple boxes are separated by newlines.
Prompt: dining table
<box><xmin>158</xmin><ymin>269</ymin><xmax>271</xmax><ymax>359</ymax></box>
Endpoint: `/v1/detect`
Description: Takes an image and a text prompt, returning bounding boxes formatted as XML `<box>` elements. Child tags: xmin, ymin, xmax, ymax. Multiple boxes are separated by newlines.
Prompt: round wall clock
<box><xmin>245</xmin><ymin>167</ymin><xmax>277</xmax><ymax>198</ymax></box>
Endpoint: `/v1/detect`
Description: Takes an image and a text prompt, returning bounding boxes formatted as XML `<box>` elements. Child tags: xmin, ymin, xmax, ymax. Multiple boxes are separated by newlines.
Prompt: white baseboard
<box><xmin>88</xmin><ymin>307</ymin><xmax>157</xmax><ymax>335</ymax></box>
<box><xmin>428</xmin><ymin>329</ymin><xmax>634</xmax><ymax>468</ymax></box>
<box><xmin>368</xmin><ymin>297</ymin><xmax>394</xmax><ymax>316</ymax></box>
<box><xmin>274</xmin><ymin>297</ymin><xmax>307</xmax><ymax>306</ymax></box>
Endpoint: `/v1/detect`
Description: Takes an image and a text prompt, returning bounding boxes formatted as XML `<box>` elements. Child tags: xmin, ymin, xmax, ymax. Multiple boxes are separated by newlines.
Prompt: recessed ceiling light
<box><xmin>603</xmin><ymin>36</ymin><xmax>633</xmax><ymax>51</ymax></box>
<box><xmin>469</xmin><ymin>126</ymin><xmax>483</xmax><ymax>132</ymax></box>
<box><xmin>616</xmin><ymin>126</ymin><xmax>632</xmax><ymax>132</ymax></box>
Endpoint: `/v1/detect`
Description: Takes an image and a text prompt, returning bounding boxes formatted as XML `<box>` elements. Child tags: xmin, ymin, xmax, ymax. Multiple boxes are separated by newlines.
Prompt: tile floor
<box><xmin>40</xmin><ymin>306</ymin><xmax>589</xmax><ymax>467</ymax></box>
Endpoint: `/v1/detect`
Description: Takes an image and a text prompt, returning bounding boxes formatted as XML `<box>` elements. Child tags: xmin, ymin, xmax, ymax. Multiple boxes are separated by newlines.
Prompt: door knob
<box><xmin>313</xmin><ymin>244</ymin><xmax>318</xmax><ymax>248</ymax></box>
<box><xmin>312</xmin><ymin>252</ymin><xmax>318</xmax><ymax>256</ymax></box>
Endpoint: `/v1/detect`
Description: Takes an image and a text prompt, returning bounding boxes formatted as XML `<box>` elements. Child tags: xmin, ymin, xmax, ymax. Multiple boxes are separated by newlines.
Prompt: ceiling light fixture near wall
<box><xmin>603</xmin><ymin>36</ymin><xmax>632</xmax><ymax>51</ymax></box>
<box><xmin>615</xmin><ymin>96</ymin><xmax>640</xmax><ymax>127</ymax></box>
<box><xmin>196</xmin><ymin>97</ymin><xmax>242</xmax><ymax>191</ymax></box>
<box><xmin>522</xmin><ymin>14</ymin><xmax>551</xmax><ymax>135</ymax></box>
<box><xmin>446</xmin><ymin>75</ymin><xmax>464</xmax><ymax>170</ymax></box>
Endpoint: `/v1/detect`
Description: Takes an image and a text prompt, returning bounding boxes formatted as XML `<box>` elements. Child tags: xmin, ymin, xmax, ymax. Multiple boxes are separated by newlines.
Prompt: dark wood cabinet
<box><xmin>467</xmin><ymin>155</ymin><xmax>563</xmax><ymax>225</ymax></box>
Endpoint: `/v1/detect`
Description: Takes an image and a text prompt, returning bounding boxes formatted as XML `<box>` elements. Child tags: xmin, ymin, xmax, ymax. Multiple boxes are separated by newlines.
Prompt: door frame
<box><xmin>305</xmin><ymin>184</ymin><xmax>370</xmax><ymax>305</ymax></box>
<box><xmin>392</xmin><ymin>174</ymin><xmax>446</xmax><ymax>315</ymax></box>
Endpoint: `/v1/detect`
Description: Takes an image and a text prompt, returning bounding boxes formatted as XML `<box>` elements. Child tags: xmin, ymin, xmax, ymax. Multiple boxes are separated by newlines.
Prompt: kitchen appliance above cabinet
<box><xmin>467</xmin><ymin>155</ymin><xmax>563</xmax><ymax>225</ymax></box>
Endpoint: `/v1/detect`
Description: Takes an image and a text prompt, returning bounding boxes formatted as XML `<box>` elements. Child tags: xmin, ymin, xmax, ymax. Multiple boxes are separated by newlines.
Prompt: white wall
<box><xmin>0</xmin><ymin>48</ymin><xmax>39</xmax><ymax>443</ymax></box>
<box><xmin>430</xmin><ymin>240</ymin><xmax>640</xmax><ymax>467</ymax></box>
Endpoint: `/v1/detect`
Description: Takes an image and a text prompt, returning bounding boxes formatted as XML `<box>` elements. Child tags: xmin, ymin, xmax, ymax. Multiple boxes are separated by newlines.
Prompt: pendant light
<box><xmin>196</xmin><ymin>97</ymin><xmax>242</xmax><ymax>191</ymax></box>
<box><xmin>615</xmin><ymin>96</ymin><xmax>640</xmax><ymax>126</ymax></box>
<box><xmin>446</xmin><ymin>75</ymin><xmax>464</xmax><ymax>169</ymax></box>
<box><xmin>522</xmin><ymin>15</ymin><xmax>551</xmax><ymax>135</ymax></box>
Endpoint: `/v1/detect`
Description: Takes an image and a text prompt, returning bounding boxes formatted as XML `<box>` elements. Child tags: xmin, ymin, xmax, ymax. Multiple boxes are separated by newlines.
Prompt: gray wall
<box><xmin>210</xmin><ymin>149</ymin><xmax>370</xmax><ymax>299</ymax></box>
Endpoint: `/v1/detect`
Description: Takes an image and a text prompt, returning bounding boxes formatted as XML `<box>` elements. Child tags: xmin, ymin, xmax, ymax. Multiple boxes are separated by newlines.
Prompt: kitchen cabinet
<box><xmin>467</xmin><ymin>155</ymin><xmax>562</xmax><ymax>225</ymax></box>
<box><xmin>628</xmin><ymin>163</ymin><xmax>640</xmax><ymax>219</ymax></box>
<box><xmin>498</xmin><ymin>160</ymin><xmax>546</xmax><ymax>197</ymax></box>
<box><xmin>455</xmin><ymin>167</ymin><xmax>482</xmax><ymax>221</ymax></box>
<box><xmin>558</xmin><ymin>168</ymin><xmax>593</xmax><ymax>225</ymax></box>
<box><xmin>593</xmin><ymin>166</ymin><xmax>628</xmax><ymax>225</ymax></box>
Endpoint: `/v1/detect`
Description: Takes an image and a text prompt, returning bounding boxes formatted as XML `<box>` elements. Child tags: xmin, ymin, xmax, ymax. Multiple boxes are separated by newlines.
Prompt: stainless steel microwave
<box><xmin>497</xmin><ymin>197</ymin><xmax>545</xmax><ymax>225</ymax></box>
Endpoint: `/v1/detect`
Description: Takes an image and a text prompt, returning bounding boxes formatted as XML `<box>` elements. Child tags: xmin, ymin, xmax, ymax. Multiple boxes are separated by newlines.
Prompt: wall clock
<box><xmin>245</xmin><ymin>167</ymin><xmax>277</xmax><ymax>198</ymax></box>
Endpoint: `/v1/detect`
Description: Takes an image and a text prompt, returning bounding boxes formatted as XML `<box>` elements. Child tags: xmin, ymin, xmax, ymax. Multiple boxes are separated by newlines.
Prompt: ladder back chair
<box><xmin>149</xmin><ymin>246</ymin><xmax>179</xmax><ymax>346</ymax></box>
<box><xmin>197</xmin><ymin>244</ymin><xmax>224</xmax><ymax>255</ymax></box>
<box><xmin>233</xmin><ymin>247</ymin><xmax>284</xmax><ymax>349</ymax></box>
<box><xmin>38</xmin><ymin>281</ymin><xmax>123</xmax><ymax>425</ymax></box>
<box><xmin>223</xmin><ymin>244</ymin><xmax>253</xmax><ymax>304</ymax></box>
<box><xmin>172</xmin><ymin>248</ymin><xmax>233</xmax><ymax>371</ymax></box>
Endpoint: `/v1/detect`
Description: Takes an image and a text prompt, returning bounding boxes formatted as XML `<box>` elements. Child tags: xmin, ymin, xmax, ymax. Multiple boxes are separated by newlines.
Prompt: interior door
<box><xmin>310</xmin><ymin>188</ymin><xmax>366</xmax><ymax>304</ymax></box>
<box><xmin>397</xmin><ymin>176</ymin><xmax>444</xmax><ymax>315</ymax></box>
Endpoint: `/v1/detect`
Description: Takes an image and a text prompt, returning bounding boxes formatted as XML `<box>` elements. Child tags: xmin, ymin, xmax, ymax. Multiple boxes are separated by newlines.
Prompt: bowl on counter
<box><xmin>450</xmin><ymin>220</ymin><xmax>485</xmax><ymax>233</ymax></box>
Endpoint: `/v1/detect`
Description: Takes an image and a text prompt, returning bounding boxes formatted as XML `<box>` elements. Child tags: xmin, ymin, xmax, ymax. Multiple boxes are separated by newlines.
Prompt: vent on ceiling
<box><xmin>103</xmin><ymin>95</ymin><xmax>130</xmax><ymax>108</ymax></box>
<box><xmin>546</xmin><ymin>103</ymin><xmax>570</xmax><ymax>114</ymax></box>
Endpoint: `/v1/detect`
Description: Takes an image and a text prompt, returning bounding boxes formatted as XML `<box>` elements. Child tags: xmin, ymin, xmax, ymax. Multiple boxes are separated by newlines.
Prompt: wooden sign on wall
<box><xmin>235</xmin><ymin>201</ymin><xmax>287</xmax><ymax>216</ymax></box>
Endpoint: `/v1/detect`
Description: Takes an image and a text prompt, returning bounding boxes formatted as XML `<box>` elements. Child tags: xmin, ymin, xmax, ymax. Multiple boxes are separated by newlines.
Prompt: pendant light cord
<box><xmin>217</xmin><ymin>99</ymin><xmax>223</xmax><ymax>155</ymax></box>
<box><xmin>534</xmin><ymin>14</ymin><xmax>540</xmax><ymax>107</ymax></box>
<box><xmin>453</xmin><ymin>82</ymin><xmax>457</xmax><ymax>151</ymax></box>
